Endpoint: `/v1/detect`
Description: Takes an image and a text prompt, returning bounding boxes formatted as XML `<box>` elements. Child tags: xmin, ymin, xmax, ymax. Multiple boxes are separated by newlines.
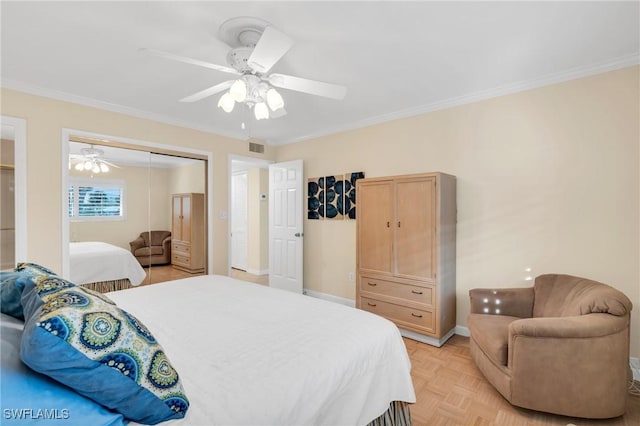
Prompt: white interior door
<box><xmin>231</xmin><ymin>171</ymin><xmax>248</xmax><ymax>271</ymax></box>
<box><xmin>269</xmin><ymin>160</ymin><xmax>303</xmax><ymax>293</ymax></box>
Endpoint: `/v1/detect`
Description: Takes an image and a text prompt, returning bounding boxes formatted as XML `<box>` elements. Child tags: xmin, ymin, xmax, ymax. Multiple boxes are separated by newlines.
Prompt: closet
<box><xmin>171</xmin><ymin>193</ymin><xmax>205</xmax><ymax>273</ymax></box>
<box><xmin>356</xmin><ymin>172</ymin><xmax>456</xmax><ymax>346</ymax></box>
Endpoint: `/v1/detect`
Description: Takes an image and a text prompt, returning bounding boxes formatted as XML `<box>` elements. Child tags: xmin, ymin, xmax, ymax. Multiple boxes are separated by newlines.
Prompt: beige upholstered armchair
<box><xmin>129</xmin><ymin>231</ymin><xmax>171</xmax><ymax>266</ymax></box>
<box><xmin>468</xmin><ymin>274</ymin><xmax>632</xmax><ymax>419</ymax></box>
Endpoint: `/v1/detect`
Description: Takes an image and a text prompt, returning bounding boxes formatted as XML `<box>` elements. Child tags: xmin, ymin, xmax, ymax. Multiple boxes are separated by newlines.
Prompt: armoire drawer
<box><xmin>360</xmin><ymin>296</ymin><xmax>435</xmax><ymax>333</ymax></box>
<box><xmin>172</xmin><ymin>254</ymin><xmax>191</xmax><ymax>266</ymax></box>
<box><xmin>172</xmin><ymin>242</ymin><xmax>190</xmax><ymax>255</ymax></box>
<box><xmin>359</xmin><ymin>276</ymin><xmax>434</xmax><ymax>306</ymax></box>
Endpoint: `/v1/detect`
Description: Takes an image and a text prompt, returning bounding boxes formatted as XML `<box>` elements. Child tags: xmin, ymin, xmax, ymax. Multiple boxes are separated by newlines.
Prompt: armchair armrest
<box><xmin>129</xmin><ymin>236</ymin><xmax>145</xmax><ymax>253</ymax></box>
<box><xmin>161</xmin><ymin>236</ymin><xmax>172</xmax><ymax>251</ymax></box>
<box><xmin>508</xmin><ymin>313</ymin><xmax>631</xmax><ymax>415</ymax></box>
<box><xmin>469</xmin><ymin>287</ymin><xmax>534</xmax><ymax>317</ymax></box>
<box><xmin>509</xmin><ymin>313</ymin><xmax>629</xmax><ymax>339</ymax></box>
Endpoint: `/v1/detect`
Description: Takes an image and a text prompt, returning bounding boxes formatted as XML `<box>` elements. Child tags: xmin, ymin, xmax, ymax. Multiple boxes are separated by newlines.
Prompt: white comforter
<box><xmin>70</xmin><ymin>242</ymin><xmax>146</xmax><ymax>285</ymax></box>
<box><xmin>108</xmin><ymin>275</ymin><xmax>416</xmax><ymax>426</ymax></box>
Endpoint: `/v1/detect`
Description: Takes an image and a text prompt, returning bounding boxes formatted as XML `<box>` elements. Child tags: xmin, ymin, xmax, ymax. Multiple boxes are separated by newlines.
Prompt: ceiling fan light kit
<box><xmin>69</xmin><ymin>145</ymin><xmax>119</xmax><ymax>174</ymax></box>
<box><xmin>142</xmin><ymin>16</ymin><xmax>346</xmax><ymax>122</ymax></box>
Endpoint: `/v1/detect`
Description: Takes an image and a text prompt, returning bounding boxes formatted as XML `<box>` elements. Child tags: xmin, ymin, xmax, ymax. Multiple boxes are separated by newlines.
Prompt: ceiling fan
<box><xmin>69</xmin><ymin>145</ymin><xmax>120</xmax><ymax>174</ymax></box>
<box><xmin>140</xmin><ymin>16</ymin><xmax>347</xmax><ymax>120</ymax></box>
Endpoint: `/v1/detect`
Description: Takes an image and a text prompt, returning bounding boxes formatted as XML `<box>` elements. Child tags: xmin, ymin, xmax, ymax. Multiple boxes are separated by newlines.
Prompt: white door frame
<box><xmin>227</xmin><ymin>154</ymin><xmax>273</xmax><ymax>276</ymax></box>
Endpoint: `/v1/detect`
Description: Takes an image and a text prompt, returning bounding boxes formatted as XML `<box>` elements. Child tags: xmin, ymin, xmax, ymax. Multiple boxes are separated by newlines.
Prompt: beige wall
<box><xmin>1</xmin><ymin>88</ymin><xmax>276</xmax><ymax>276</ymax></box>
<box><xmin>167</xmin><ymin>161</ymin><xmax>206</xmax><ymax>195</ymax></box>
<box><xmin>276</xmin><ymin>66</ymin><xmax>640</xmax><ymax>356</ymax></box>
<box><xmin>69</xmin><ymin>165</ymin><xmax>170</xmax><ymax>249</ymax></box>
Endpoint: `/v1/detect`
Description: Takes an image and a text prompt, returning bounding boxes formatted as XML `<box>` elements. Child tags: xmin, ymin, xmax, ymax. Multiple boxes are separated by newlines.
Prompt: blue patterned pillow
<box><xmin>1</xmin><ymin>272</ymin><xmax>27</xmax><ymax>319</ymax></box>
<box><xmin>15</xmin><ymin>262</ymin><xmax>58</xmax><ymax>278</ymax></box>
<box><xmin>20</xmin><ymin>275</ymin><xmax>189</xmax><ymax>424</ymax></box>
<box><xmin>2</xmin><ymin>313</ymin><xmax>126</xmax><ymax>426</ymax></box>
<box><xmin>1</xmin><ymin>263</ymin><xmax>61</xmax><ymax>320</ymax></box>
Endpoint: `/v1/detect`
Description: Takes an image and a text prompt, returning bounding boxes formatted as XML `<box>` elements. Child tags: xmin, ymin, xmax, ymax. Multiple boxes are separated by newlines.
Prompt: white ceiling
<box><xmin>2</xmin><ymin>2</ymin><xmax>638</xmax><ymax>146</ymax></box>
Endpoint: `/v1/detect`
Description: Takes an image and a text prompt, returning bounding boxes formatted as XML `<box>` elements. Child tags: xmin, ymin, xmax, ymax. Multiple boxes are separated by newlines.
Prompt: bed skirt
<box><xmin>81</xmin><ymin>278</ymin><xmax>134</xmax><ymax>293</ymax></box>
<box><xmin>368</xmin><ymin>401</ymin><xmax>412</xmax><ymax>426</ymax></box>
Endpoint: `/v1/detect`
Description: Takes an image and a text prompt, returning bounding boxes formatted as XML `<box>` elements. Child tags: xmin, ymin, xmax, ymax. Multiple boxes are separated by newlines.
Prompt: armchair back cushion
<box><xmin>532</xmin><ymin>274</ymin><xmax>632</xmax><ymax>317</ymax></box>
<box><xmin>130</xmin><ymin>231</ymin><xmax>171</xmax><ymax>267</ymax></box>
<box><xmin>141</xmin><ymin>231</ymin><xmax>171</xmax><ymax>248</ymax></box>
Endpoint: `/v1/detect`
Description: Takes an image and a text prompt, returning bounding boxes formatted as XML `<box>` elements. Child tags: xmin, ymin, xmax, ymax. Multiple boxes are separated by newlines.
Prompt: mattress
<box><xmin>69</xmin><ymin>241</ymin><xmax>146</xmax><ymax>286</ymax></box>
<box><xmin>107</xmin><ymin>275</ymin><xmax>416</xmax><ymax>425</ymax></box>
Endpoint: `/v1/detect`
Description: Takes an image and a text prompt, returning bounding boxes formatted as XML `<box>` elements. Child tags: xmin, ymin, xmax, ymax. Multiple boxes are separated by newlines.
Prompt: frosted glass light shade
<box><xmin>218</xmin><ymin>92</ymin><xmax>235</xmax><ymax>113</ymax></box>
<box><xmin>83</xmin><ymin>161</ymin><xmax>93</xmax><ymax>170</ymax></box>
<box><xmin>266</xmin><ymin>88</ymin><xmax>284</xmax><ymax>111</ymax></box>
<box><xmin>254</xmin><ymin>102</ymin><xmax>269</xmax><ymax>120</ymax></box>
<box><xmin>74</xmin><ymin>163</ymin><xmax>84</xmax><ymax>171</ymax></box>
<box><xmin>229</xmin><ymin>79</ymin><xmax>247</xmax><ymax>102</ymax></box>
<box><xmin>99</xmin><ymin>163</ymin><xmax>109</xmax><ymax>173</ymax></box>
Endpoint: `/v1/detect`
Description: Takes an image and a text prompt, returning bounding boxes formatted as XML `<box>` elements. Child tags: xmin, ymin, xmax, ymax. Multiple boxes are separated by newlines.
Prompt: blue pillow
<box><xmin>1</xmin><ymin>272</ymin><xmax>26</xmax><ymax>319</ymax></box>
<box><xmin>1</xmin><ymin>313</ymin><xmax>126</xmax><ymax>426</ymax></box>
<box><xmin>1</xmin><ymin>263</ymin><xmax>61</xmax><ymax>320</ymax></box>
<box><xmin>15</xmin><ymin>262</ymin><xmax>58</xmax><ymax>278</ymax></box>
<box><xmin>20</xmin><ymin>275</ymin><xmax>189</xmax><ymax>425</ymax></box>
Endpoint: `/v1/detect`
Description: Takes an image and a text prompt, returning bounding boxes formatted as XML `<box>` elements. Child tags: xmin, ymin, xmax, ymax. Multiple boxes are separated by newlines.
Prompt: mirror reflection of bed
<box><xmin>67</xmin><ymin>139</ymin><xmax>207</xmax><ymax>291</ymax></box>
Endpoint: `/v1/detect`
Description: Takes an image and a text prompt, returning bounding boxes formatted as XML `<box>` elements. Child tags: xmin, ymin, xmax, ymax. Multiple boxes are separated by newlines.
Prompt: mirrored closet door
<box><xmin>67</xmin><ymin>138</ymin><xmax>206</xmax><ymax>289</ymax></box>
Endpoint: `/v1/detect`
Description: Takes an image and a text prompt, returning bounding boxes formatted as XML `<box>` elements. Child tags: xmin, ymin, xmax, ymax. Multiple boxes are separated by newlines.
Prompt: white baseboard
<box><xmin>455</xmin><ymin>325</ymin><xmax>470</xmax><ymax>337</ymax></box>
<box><xmin>400</xmin><ymin>327</ymin><xmax>456</xmax><ymax>347</ymax></box>
<box><xmin>303</xmin><ymin>288</ymin><xmax>356</xmax><ymax>308</ymax></box>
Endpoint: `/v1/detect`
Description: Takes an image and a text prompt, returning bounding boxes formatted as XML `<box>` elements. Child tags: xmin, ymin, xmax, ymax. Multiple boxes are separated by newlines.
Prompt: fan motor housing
<box><xmin>226</xmin><ymin>47</ymin><xmax>254</xmax><ymax>73</ymax></box>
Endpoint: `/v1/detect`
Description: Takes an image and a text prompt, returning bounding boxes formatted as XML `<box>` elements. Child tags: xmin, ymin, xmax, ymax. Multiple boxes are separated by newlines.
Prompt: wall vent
<box><xmin>249</xmin><ymin>142</ymin><xmax>265</xmax><ymax>154</ymax></box>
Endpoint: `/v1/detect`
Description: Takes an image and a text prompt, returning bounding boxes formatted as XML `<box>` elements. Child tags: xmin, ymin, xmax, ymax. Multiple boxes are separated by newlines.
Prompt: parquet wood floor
<box><xmin>404</xmin><ymin>335</ymin><xmax>640</xmax><ymax>426</ymax></box>
<box><xmin>140</xmin><ymin>264</ymin><xmax>203</xmax><ymax>285</ymax></box>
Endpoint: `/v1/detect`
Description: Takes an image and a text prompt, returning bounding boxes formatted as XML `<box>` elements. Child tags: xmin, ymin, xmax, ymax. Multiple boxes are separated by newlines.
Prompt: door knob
<box><xmin>294</xmin><ymin>232</ymin><xmax>304</xmax><ymax>237</ymax></box>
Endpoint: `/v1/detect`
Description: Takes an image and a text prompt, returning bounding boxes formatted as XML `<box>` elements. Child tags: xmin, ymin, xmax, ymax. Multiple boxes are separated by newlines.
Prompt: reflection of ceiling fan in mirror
<box><xmin>140</xmin><ymin>16</ymin><xmax>347</xmax><ymax>120</ymax></box>
<box><xmin>69</xmin><ymin>145</ymin><xmax>120</xmax><ymax>174</ymax></box>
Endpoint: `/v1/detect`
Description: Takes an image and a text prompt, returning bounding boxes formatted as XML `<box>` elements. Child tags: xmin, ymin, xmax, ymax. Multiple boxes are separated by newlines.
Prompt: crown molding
<box><xmin>272</xmin><ymin>53</ymin><xmax>640</xmax><ymax>146</ymax></box>
<box><xmin>3</xmin><ymin>53</ymin><xmax>638</xmax><ymax>147</ymax></box>
<box><xmin>0</xmin><ymin>79</ymin><xmax>247</xmax><ymax>142</ymax></box>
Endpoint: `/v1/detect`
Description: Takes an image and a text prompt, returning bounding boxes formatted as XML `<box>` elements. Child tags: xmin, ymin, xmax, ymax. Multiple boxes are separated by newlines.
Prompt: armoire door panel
<box><xmin>357</xmin><ymin>181</ymin><xmax>393</xmax><ymax>275</ymax></box>
<box><xmin>172</xmin><ymin>196</ymin><xmax>182</xmax><ymax>241</ymax></box>
<box><xmin>395</xmin><ymin>178</ymin><xmax>435</xmax><ymax>280</ymax></box>
<box><xmin>182</xmin><ymin>195</ymin><xmax>192</xmax><ymax>243</ymax></box>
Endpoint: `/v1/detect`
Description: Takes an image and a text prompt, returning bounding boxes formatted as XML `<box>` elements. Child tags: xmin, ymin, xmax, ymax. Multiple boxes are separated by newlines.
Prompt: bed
<box><xmin>69</xmin><ymin>241</ymin><xmax>147</xmax><ymax>292</ymax></box>
<box><xmin>2</xmin><ymin>273</ymin><xmax>416</xmax><ymax>425</ymax></box>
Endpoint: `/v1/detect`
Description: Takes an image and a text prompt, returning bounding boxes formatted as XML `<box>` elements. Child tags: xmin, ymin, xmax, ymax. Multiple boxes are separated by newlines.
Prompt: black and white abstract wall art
<box><xmin>307</xmin><ymin>172</ymin><xmax>364</xmax><ymax>220</ymax></box>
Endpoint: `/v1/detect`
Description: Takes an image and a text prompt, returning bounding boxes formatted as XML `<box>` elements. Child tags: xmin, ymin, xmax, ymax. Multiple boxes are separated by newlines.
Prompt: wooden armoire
<box><xmin>171</xmin><ymin>193</ymin><xmax>205</xmax><ymax>273</ymax></box>
<box><xmin>356</xmin><ymin>172</ymin><xmax>456</xmax><ymax>346</ymax></box>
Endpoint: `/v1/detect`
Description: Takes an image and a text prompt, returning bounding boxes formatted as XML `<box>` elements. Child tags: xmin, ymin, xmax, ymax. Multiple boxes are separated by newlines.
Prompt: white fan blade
<box><xmin>247</xmin><ymin>26</ymin><xmax>293</xmax><ymax>74</ymax></box>
<box><xmin>179</xmin><ymin>80</ymin><xmax>234</xmax><ymax>103</ymax></box>
<box><xmin>270</xmin><ymin>107</ymin><xmax>287</xmax><ymax>119</ymax></box>
<box><xmin>268</xmin><ymin>73</ymin><xmax>347</xmax><ymax>100</ymax></box>
<box><xmin>139</xmin><ymin>48</ymin><xmax>240</xmax><ymax>76</ymax></box>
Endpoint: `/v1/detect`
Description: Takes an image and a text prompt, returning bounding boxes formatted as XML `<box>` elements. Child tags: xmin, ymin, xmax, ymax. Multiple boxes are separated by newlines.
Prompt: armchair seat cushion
<box><xmin>467</xmin><ymin>314</ymin><xmax>518</xmax><ymax>366</ymax></box>
<box><xmin>129</xmin><ymin>231</ymin><xmax>171</xmax><ymax>267</ymax></box>
<box><xmin>134</xmin><ymin>246</ymin><xmax>164</xmax><ymax>257</ymax></box>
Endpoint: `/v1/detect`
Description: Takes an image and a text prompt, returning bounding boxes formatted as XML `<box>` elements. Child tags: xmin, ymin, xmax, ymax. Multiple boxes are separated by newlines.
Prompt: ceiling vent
<box><xmin>249</xmin><ymin>141</ymin><xmax>264</xmax><ymax>154</ymax></box>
